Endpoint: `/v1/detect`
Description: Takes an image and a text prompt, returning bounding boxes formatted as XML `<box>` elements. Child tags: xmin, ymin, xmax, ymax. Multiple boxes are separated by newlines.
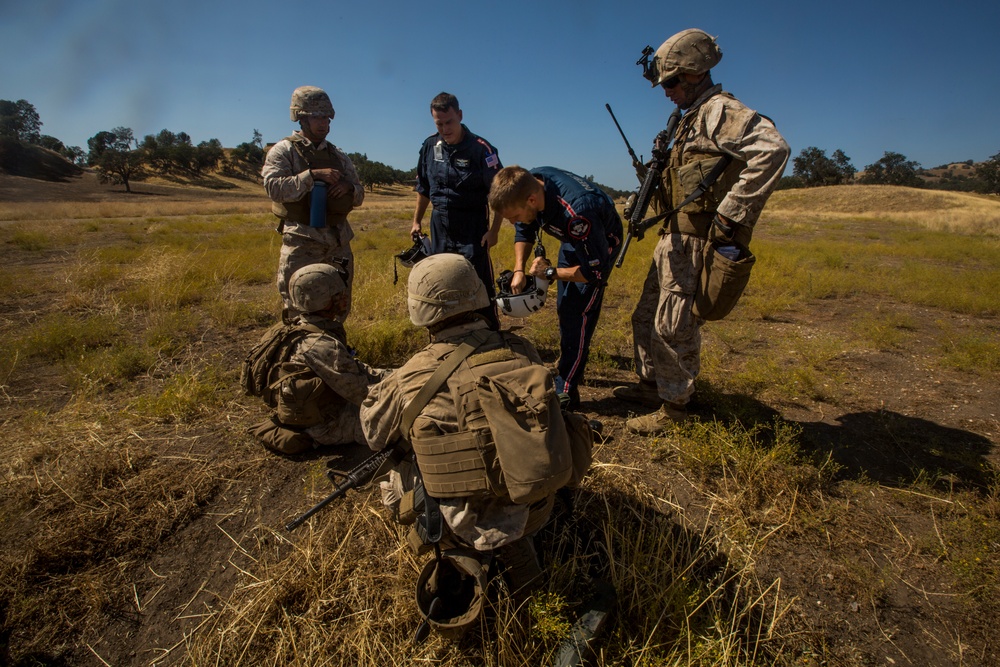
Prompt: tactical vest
<box><xmin>271</xmin><ymin>134</ymin><xmax>356</xmax><ymax>226</ymax></box>
<box><xmin>662</xmin><ymin>92</ymin><xmax>747</xmax><ymax>242</ymax></box>
<box><xmin>408</xmin><ymin>331</ymin><xmax>573</xmax><ymax>504</ymax></box>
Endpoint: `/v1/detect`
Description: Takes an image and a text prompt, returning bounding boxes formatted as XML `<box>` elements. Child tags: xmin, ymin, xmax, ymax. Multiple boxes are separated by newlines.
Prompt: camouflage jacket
<box><xmin>290</xmin><ymin>313</ymin><xmax>385</xmax><ymax>406</ymax></box>
<box><xmin>655</xmin><ymin>84</ymin><xmax>789</xmax><ymax>232</ymax></box>
<box><xmin>262</xmin><ymin>132</ymin><xmax>364</xmax><ymax>209</ymax></box>
<box><xmin>360</xmin><ymin>319</ymin><xmax>545</xmax><ymax>550</ymax></box>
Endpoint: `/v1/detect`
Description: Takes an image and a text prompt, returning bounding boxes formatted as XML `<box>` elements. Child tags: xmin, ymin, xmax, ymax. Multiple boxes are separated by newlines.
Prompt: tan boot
<box><xmin>612</xmin><ymin>380</ymin><xmax>662</xmax><ymax>408</ymax></box>
<box><xmin>626</xmin><ymin>403</ymin><xmax>687</xmax><ymax>435</ymax></box>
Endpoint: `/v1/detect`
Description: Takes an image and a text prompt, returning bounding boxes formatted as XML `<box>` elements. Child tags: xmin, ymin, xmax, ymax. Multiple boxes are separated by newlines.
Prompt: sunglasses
<box><xmin>660</xmin><ymin>75</ymin><xmax>682</xmax><ymax>90</ymax></box>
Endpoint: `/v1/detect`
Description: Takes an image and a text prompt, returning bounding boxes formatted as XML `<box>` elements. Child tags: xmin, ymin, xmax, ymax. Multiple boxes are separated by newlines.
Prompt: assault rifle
<box><xmin>610</xmin><ymin>104</ymin><xmax>680</xmax><ymax>268</ymax></box>
<box><xmin>285</xmin><ymin>443</ymin><xmax>407</xmax><ymax>531</ymax></box>
<box><xmin>608</xmin><ymin>104</ymin><xmax>734</xmax><ymax>268</ymax></box>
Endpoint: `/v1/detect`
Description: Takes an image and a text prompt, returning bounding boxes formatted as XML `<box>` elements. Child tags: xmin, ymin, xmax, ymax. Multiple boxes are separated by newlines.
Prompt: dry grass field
<box><xmin>1</xmin><ymin>171</ymin><xmax>999</xmax><ymax>666</ymax></box>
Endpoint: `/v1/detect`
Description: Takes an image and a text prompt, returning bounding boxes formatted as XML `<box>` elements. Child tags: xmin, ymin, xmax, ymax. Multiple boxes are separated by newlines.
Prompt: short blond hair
<box><xmin>488</xmin><ymin>166</ymin><xmax>542</xmax><ymax>212</ymax></box>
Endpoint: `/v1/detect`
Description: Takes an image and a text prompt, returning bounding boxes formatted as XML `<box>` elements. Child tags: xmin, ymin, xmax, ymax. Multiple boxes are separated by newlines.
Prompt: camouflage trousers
<box><xmin>629</xmin><ymin>232</ymin><xmax>706</xmax><ymax>406</ymax></box>
<box><xmin>306</xmin><ymin>403</ymin><xmax>365</xmax><ymax>446</ymax></box>
<box><xmin>277</xmin><ymin>221</ymin><xmax>354</xmax><ymax>320</ymax></box>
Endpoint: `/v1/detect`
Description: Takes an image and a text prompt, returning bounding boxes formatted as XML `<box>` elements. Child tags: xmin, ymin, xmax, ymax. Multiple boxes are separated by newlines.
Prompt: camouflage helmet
<box><xmin>647</xmin><ymin>29</ymin><xmax>722</xmax><ymax>87</ymax></box>
<box><xmin>290</xmin><ymin>86</ymin><xmax>335</xmax><ymax>121</ymax></box>
<box><xmin>288</xmin><ymin>262</ymin><xmax>348</xmax><ymax>314</ymax></box>
<box><xmin>407</xmin><ymin>253</ymin><xmax>488</xmax><ymax>328</ymax></box>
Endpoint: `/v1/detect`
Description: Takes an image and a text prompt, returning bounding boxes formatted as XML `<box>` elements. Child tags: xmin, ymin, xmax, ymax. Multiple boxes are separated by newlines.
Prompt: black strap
<box><xmin>399</xmin><ymin>329</ymin><xmax>491</xmax><ymax>435</ymax></box>
<box><xmin>637</xmin><ymin>154</ymin><xmax>734</xmax><ymax>234</ymax></box>
<box><xmin>415</xmin><ymin>467</ymin><xmax>443</xmax><ymax>544</ymax></box>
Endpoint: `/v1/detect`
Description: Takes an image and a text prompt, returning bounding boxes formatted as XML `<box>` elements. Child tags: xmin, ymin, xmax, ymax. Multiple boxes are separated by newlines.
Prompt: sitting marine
<box><xmin>248</xmin><ymin>262</ymin><xmax>388</xmax><ymax>454</ymax></box>
<box><xmin>360</xmin><ymin>253</ymin><xmax>594</xmax><ymax>637</ymax></box>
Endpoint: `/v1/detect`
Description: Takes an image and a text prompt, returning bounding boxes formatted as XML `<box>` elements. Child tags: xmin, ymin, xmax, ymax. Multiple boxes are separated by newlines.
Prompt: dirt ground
<box><xmin>3</xmin><ymin>171</ymin><xmax>998</xmax><ymax>666</ymax></box>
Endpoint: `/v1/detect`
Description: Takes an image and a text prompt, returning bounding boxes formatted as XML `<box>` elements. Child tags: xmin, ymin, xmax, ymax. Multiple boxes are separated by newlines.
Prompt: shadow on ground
<box><xmin>694</xmin><ymin>386</ymin><xmax>996</xmax><ymax>492</ymax></box>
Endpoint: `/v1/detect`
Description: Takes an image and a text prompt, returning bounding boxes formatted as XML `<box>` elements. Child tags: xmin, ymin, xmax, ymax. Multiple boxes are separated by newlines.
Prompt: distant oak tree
<box><xmin>0</xmin><ymin>99</ymin><xmax>42</xmax><ymax>144</ymax></box>
<box><xmin>859</xmin><ymin>151</ymin><xmax>922</xmax><ymax>187</ymax></box>
<box><xmin>975</xmin><ymin>150</ymin><xmax>1000</xmax><ymax>194</ymax></box>
<box><xmin>88</xmin><ymin>127</ymin><xmax>145</xmax><ymax>193</ymax></box>
<box><xmin>791</xmin><ymin>146</ymin><xmax>856</xmax><ymax>186</ymax></box>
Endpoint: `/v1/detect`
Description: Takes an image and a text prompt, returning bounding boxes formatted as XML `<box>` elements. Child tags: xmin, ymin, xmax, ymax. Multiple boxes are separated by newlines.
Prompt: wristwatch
<box><xmin>544</xmin><ymin>267</ymin><xmax>557</xmax><ymax>281</ymax></box>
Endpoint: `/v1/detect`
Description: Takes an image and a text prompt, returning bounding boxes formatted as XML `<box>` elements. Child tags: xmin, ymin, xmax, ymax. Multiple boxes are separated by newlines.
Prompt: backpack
<box><xmin>240</xmin><ymin>322</ymin><xmax>322</xmax><ymax>407</ymax></box>
<box><xmin>404</xmin><ymin>330</ymin><xmax>591</xmax><ymax>505</ymax></box>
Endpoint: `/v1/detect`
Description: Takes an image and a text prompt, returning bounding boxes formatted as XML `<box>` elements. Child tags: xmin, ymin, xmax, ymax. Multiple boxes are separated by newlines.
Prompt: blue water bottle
<box><xmin>309</xmin><ymin>181</ymin><xmax>327</xmax><ymax>228</ymax></box>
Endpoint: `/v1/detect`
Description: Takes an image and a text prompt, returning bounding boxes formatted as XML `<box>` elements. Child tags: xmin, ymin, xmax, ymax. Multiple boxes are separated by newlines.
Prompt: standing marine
<box><xmin>614</xmin><ymin>29</ymin><xmax>790</xmax><ymax>434</ymax></box>
<box><xmin>263</xmin><ymin>86</ymin><xmax>365</xmax><ymax>321</ymax></box>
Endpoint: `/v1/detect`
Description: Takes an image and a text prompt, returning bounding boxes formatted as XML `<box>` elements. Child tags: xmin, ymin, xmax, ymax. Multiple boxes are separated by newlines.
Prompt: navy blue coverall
<box><xmin>416</xmin><ymin>125</ymin><xmax>502</xmax><ymax>325</ymax></box>
<box><xmin>513</xmin><ymin>167</ymin><xmax>622</xmax><ymax>404</ymax></box>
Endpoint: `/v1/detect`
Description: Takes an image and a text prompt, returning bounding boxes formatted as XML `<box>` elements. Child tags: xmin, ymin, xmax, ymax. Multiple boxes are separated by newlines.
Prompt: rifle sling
<box><xmin>399</xmin><ymin>328</ymin><xmax>490</xmax><ymax>437</ymax></box>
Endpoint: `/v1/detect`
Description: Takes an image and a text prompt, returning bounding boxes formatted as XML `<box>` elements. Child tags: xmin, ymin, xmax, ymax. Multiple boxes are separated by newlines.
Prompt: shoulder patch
<box><xmin>567</xmin><ymin>216</ymin><xmax>591</xmax><ymax>240</ymax></box>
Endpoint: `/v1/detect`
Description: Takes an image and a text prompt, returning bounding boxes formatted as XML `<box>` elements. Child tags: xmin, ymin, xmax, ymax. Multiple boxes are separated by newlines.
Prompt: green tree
<box><xmin>38</xmin><ymin>135</ymin><xmax>65</xmax><ymax>153</ymax></box>
<box><xmin>64</xmin><ymin>145</ymin><xmax>86</xmax><ymax>166</ymax></box>
<box><xmin>88</xmin><ymin>127</ymin><xmax>144</xmax><ymax>193</ymax></box>
<box><xmin>792</xmin><ymin>146</ymin><xmax>855</xmax><ymax>186</ymax></box>
<box><xmin>194</xmin><ymin>138</ymin><xmax>224</xmax><ymax>173</ymax></box>
<box><xmin>832</xmin><ymin>150</ymin><xmax>856</xmax><ymax>182</ymax></box>
<box><xmin>0</xmin><ymin>99</ymin><xmax>42</xmax><ymax>143</ymax></box>
<box><xmin>975</xmin><ymin>151</ymin><xmax>1000</xmax><ymax>194</ymax></box>
<box><xmin>859</xmin><ymin>151</ymin><xmax>922</xmax><ymax>187</ymax></box>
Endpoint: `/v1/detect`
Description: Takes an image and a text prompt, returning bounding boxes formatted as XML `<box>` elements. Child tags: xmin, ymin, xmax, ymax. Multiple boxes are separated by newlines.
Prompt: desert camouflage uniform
<box><xmin>290</xmin><ymin>313</ymin><xmax>387</xmax><ymax>446</ymax></box>
<box><xmin>631</xmin><ymin>84</ymin><xmax>789</xmax><ymax>406</ymax></box>
<box><xmin>360</xmin><ymin>318</ymin><xmax>552</xmax><ymax>551</ymax></box>
<box><xmin>262</xmin><ymin>132</ymin><xmax>364</xmax><ymax>318</ymax></box>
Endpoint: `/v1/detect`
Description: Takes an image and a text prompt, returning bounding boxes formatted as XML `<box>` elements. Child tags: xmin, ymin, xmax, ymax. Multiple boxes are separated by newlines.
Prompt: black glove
<box><xmin>709</xmin><ymin>215</ymin><xmax>736</xmax><ymax>244</ymax></box>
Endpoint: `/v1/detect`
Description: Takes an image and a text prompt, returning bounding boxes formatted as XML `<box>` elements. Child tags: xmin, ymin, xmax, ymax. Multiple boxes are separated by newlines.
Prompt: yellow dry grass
<box><xmin>768</xmin><ymin>184</ymin><xmax>1000</xmax><ymax>235</ymax></box>
<box><xmin>1</xmin><ymin>182</ymin><xmax>998</xmax><ymax>666</ymax></box>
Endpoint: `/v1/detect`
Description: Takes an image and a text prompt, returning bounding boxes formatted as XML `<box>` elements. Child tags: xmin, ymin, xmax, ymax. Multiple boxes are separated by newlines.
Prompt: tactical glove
<box><xmin>710</xmin><ymin>215</ymin><xmax>736</xmax><ymax>244</ymax></box>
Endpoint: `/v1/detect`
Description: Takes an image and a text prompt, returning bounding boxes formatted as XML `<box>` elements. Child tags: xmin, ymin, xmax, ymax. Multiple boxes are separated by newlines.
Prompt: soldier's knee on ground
<box><xmin>251</xmin><ymin>415</ymin><xmax>313</xmax><ymax>455</ymax></box>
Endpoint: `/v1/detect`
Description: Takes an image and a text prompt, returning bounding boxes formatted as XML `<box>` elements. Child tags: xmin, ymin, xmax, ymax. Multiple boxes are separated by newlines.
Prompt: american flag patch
<box><xmin>485</xmin><ymin>153</ymin><xmax>499</xmax><ymax>168</ymax></box>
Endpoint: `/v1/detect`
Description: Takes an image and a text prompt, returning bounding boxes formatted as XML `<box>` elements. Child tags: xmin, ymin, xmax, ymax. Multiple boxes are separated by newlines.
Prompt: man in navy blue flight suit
<box><xmin>488</xmin><ymin>165</ymin><xmax>622</xmax><ymax>410</ymax></box>
<box><xmin>411</xmin><ymin>92</ymin><xmax>503</xmax><ymax>328</ymax></box>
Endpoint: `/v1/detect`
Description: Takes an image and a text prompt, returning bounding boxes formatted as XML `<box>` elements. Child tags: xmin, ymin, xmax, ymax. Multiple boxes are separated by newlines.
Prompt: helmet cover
<box><xmin>415</xmin><ymin>552</ymin><xmax>487</xmax><ymax>637</ymax></box>
<box><xmin>289</xmin><ymin>262</ymin><xmax>348</xmax><ymax>313</ymax></box>
<box><xmin>407</xmin><ymin>253</ymin><xmax>489</xmax><ymax>327</ymax></box>
<box><xmin>647</xmin><ymin>29</ymin><xmax>722</xmax><ymax>87</ymax></box>
<box><xmin>290</xmin><ymin>86</ymin><xmax>335</xmax><ymax>121</ymax></box>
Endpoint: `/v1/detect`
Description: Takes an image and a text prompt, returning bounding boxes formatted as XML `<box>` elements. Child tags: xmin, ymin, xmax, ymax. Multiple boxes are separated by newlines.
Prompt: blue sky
<box><xmin>2</xmin><ymin>0</ymin><xmax>998</xmax><ymax>191</ymax></box>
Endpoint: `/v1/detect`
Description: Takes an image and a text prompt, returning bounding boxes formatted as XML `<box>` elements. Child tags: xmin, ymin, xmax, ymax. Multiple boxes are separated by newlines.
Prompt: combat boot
<box><xmin>613</xmin><ymin>380</ymin><xmax>662</xmax><ymax>408</ymax></box>
<box><xmin>625</xmin><ymin>403</ymin><xmax>687</xmax><ymax>436</ymax></box>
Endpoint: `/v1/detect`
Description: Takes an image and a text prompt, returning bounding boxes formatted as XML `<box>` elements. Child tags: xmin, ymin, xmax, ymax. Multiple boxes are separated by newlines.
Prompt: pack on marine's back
<box><xmin>240</xmin><ymin>321</ymin><xmax>320</xmax><ymax>407</ymax></box>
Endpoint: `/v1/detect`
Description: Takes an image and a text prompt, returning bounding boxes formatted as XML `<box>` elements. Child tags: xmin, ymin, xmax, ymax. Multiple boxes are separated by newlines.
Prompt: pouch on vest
<box><xmin>677</xmin><ymin>156</ymin><xmax>729</xmax><ymax>215</ymax></box>
<box><xmin>271</xmin><ymin>361</ymin><xmax>332</xmax><ymax>426</ymax></box>
<box><xmin>476</xmin><ymin>365</ymin><xmax>573</xmax><ymax>504</ymax></box>
<box><xmin>410</xmin><ymin>429</ymin><xmax>502</xmax><ymax>498</ymax></box>
<box><xmin>692</xmin><ymin>242</ymin><xmax>756</xmax><ymax>321</ymax></box>
<box><xmin>241</xmin><ymin>322</ymin><xmax>320</xmax><ymax>406</ymax></box>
